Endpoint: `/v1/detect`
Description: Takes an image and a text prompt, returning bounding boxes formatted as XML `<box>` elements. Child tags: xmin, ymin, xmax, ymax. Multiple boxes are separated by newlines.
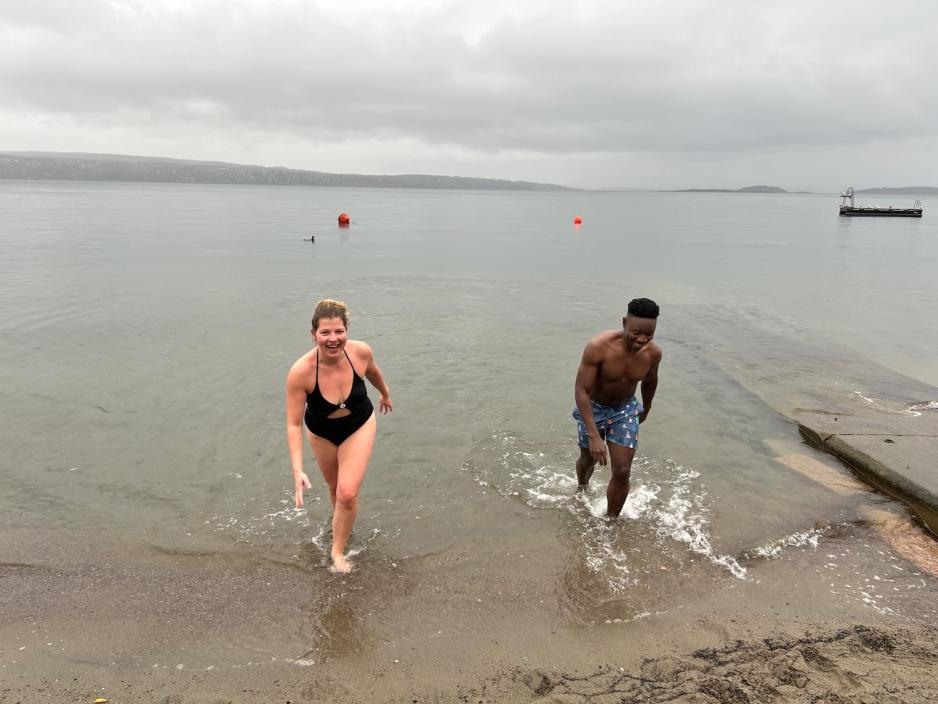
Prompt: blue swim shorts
<box><xmin>572</xmin><ymin>397</ymin><xmax>643</xmax><ymax>450</ymax></box>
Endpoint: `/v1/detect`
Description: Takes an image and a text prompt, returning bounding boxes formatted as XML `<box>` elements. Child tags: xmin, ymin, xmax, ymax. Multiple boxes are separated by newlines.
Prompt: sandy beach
<box><xmin>4</xmin><ymin>569</ymin><xmax>937</xmax><ymax>702</ymax></box>
<box><xmin>3</xmin><ymin>472</ymin><xmax>938</xmax><ymax>703</ymax></box>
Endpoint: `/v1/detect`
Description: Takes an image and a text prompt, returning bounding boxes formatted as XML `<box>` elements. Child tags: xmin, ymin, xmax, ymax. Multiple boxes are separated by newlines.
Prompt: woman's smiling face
<box><xmin>313</xmin><ymin>316</ymin><xmax>348</xmax><ymax>357</ymax></box>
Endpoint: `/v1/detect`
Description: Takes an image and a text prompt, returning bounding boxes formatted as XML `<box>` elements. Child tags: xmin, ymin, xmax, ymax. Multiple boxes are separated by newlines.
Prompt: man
<box><xmin>573</xmin><ymin>298</ymin><xmax>661</xmax><ymax>517</ymax></box>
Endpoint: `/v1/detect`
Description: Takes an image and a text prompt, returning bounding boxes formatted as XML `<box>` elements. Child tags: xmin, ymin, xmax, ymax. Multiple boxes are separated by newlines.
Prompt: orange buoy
<box><xmin>573</xmin><ymin>216</ymin><xmax>582</xmax><ymax>224</ymax></box>
<box><xmin>337</xmin><ymin>212</ymin><xmax>350</xmax><ymax>225</ymax></box>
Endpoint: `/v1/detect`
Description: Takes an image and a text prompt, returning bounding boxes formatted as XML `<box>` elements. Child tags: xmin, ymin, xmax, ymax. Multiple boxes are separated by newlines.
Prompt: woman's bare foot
<box><xmin>331</xmin><ymin>552</ymin><xmax>353</xmax><ymax>573</ymax></box>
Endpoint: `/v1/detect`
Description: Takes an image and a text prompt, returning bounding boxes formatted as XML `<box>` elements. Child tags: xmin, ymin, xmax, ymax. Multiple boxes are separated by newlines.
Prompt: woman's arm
<box><xmin>285</xmin><ymin>361</ymin><xmax>312</xmax><ymax>507</ymax></box>
<box><xmin>358</xmin><ymin>342</ymin><xmax>392</xmax><ymax>414</ymax></box>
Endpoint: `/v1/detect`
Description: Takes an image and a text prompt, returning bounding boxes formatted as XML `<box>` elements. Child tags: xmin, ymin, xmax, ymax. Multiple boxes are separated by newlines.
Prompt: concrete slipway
<box><xmin>795</xmin><ymin>403</ymin><xmax>938</xmax><ymax>534</ymax></box>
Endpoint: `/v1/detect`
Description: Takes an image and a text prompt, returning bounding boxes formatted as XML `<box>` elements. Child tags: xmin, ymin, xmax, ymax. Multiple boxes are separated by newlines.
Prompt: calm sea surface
<box><xmin>2</xmin><ymin>181</ymin><xmax>937</xmax><ymax>664</ymax></box>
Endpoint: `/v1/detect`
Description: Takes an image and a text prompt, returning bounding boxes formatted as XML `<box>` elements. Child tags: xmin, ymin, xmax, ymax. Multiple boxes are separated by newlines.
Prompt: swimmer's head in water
<box><xmin>623</xmin><ymin>298</ymin><xmax>658</xmax><ymax>352</ymax></box>
<box><xmin>311</xmin><ymin>299</ymin><xmax>350</xmax><ymax>332</ymax></box>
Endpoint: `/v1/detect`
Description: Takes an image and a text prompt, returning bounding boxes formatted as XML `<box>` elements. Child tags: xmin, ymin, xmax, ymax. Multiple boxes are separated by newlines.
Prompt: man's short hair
<box><xmin>627</xmin><ymin>297</ymin><xmax>659</xmax><ymax>319</ymax></box>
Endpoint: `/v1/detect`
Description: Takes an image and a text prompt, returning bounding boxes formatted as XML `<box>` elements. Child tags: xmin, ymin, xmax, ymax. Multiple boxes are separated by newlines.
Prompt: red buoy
<box><xmin>573</xmin><ymin>216</ymin><xmax>582</xmax><ymax>224</ymax></box>
<box><xmin>337</xmin><ymin>212</ymin><xmax>350</xmax><ymax>225</ymax></box>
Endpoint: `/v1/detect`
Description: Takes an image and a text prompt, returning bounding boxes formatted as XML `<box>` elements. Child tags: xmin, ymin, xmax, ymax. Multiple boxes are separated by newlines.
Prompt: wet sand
<box><xmin>3</xmin><ymin>487</ymin><xmax>938</xmax><ymax>704</ymax></box>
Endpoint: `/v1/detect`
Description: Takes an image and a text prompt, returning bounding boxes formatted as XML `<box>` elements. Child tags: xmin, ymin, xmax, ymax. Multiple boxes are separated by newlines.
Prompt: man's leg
<box><xmin>575</xmin><ymin>446</ymin><xmax>596</xmax><ymax>487</ymax></box>
<box><xmin>606</xmin><ymin>443</ymin><xmax>636</xmax><ymax>517</ymax></box>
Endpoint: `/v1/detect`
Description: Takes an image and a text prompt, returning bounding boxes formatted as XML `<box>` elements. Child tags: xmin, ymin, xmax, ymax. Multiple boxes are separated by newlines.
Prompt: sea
<box><xmin>2</xmin><ymin>180</ymin><xmax>937</xmax><ymax>670</ymax></box>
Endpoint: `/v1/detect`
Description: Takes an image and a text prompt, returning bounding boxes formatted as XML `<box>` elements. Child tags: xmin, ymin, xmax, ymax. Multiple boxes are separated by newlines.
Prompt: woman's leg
<box><xmin>309</xmin><ymin>431</ymin><xmax>339</xmax><ymax>509</ymax></box>
<box><xmin>331</xmin><ymin>413</ymin><xmax>377</xmax><ymax>572</ymax></box>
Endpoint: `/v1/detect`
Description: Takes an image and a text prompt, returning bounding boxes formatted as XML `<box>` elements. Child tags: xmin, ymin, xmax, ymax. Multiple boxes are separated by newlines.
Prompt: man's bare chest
<box><xmin>598</xmin><ymin>356</ymin><xmax>649</xmax><ymax>385</ymax></box>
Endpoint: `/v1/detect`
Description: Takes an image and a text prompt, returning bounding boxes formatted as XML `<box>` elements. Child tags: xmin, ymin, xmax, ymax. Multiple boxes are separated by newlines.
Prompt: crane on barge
<box><xmin>839</xmin><ymin>186</ymin><xmax>923</xmax><ymax>217</ymax></box>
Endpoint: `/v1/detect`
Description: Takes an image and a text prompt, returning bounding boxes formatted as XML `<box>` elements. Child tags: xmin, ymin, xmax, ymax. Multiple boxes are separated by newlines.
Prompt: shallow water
<box><xmin>2</xmin><ymin>181</ymin><xmax>937</xmax><ymax>666</ymax></box>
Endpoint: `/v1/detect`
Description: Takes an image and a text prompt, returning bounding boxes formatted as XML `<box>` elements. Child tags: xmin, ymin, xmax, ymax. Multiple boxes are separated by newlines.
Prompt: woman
<box><xmin>286</xmin><ymin>299</ymin><xmax>392</xmax><ymax>572</ymax></box>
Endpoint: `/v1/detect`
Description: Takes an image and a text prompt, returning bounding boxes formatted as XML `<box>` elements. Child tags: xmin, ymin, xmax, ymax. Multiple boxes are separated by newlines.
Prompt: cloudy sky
<box><xmin>2</xmin><ymin>0</ymin><xmax>937</xmax><ymax>190</ymax></box>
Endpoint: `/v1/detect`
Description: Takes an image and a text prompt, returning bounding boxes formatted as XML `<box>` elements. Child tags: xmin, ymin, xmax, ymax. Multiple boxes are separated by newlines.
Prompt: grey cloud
<box><xmin>2</xmin><ymin>0</ymin><xmax>938</xmax><ymax>186</ymax></box>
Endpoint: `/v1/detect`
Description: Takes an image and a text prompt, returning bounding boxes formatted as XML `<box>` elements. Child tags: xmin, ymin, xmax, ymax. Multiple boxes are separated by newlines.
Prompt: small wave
<box><xmin>208</xmin><ymin>491</ymin><xmax>379</xmax><ymax>567</ymax></box>
<box><xmin>853</xmin><ymin>391</ymin><xmax>937</xmax><ymax>417</ymax></box>
<box><xmin>747</xmin><ymin>527</ymin><xmax>829</xmax><ymax>559</ymax></box>
<box><xmin>209</xmin><ymin>495</ymin><xmax>314</xmax><ymax>545</ymax></box>
<box><xmin>909</xmin><ymin>400</ymin><xmax>938</xmax><ymax>414</ymax></box>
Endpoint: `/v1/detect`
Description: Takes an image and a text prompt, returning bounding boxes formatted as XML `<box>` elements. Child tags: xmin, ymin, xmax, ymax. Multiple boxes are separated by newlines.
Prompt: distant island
<box><xmin>672</xmin><ymin>185</ymin><xmax>793</xmax><ymax>194</ymax></box>
<box><xmin>0</xmin><ymin>151</ymin><xmax>574</xmax><ymax>191</ymax></box>
<box><xmin>854</xmin><ymin>186</ymin><xmax>938</xmax><ymax>196</ymax></box>
<box><xmin>671</xmin><ymin>184</ymin><xmax>936</xmax><ymax>196</ymax></box>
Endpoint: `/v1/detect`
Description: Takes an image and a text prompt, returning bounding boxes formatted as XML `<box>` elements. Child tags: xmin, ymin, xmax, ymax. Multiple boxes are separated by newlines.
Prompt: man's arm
<box><xmin>638</xmin><ymin>349</ymin><xmax>661</xmax><ymax>423</ymax></box>
<box><xmin>574</xmin><ymin>341</ymin><xmax>608</xmax><ymax>465</ymax></box>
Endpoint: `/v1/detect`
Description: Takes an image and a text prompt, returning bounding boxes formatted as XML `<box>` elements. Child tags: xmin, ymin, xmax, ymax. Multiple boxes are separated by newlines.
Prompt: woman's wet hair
<box><xmin>311</xmin><ymin>299</ymin><xmax>350</xmax><ymax>331</ymax></box>
<box><xmin>627</xmin><ymin>297</ymin><xmax>660</xmax><ymax>319</ymax></box>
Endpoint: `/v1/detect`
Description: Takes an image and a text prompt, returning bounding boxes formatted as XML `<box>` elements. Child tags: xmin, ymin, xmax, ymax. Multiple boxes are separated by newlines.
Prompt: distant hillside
<box><xmin>737</xmin><ymin>185</ymin><xmax>788</xmax><ymax>193</ymax></box>
<box><xmin>855</xmin><ymin>186</ymin><xmax>938</xmax><ymax>196</ymax></box>
<box><xmin>0</xmin><ymin>151</ymin><xmax>574</xmax><ymax>191</ymax></box>
<box><xmin>673</xmin><ymin>185</ymin><xmax>790</xmax><ymax>194</ymax></box>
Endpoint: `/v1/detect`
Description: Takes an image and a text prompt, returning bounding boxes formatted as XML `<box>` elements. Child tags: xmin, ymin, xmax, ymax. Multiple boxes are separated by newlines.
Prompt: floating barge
<box><xmin>839</xmin><ymin>186</ymin><xmax>923</xmax><ymax>217</ymax></box>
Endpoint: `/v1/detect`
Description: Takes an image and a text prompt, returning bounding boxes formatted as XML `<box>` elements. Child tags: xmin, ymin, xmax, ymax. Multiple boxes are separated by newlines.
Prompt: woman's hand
<box><xmin>379</xmin><ymin>394</ymin><xmax>393</xmax><ymax>415</ymax></box>
<box><xmin>294</xmin><ymin>472</ymin><xmax>312</xmax><ymax>508</ymax></box>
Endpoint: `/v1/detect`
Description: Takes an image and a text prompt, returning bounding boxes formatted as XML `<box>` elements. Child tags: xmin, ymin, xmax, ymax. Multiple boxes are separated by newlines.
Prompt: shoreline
<box><xmin>4</xmin><ymin>445</ymin><xmax>938</xmax><ymax>703</ymax></box>
<box><xmin>4</xmin><ymin>553</ymin><xmax>937</xmax><ymax>703</ymax></box>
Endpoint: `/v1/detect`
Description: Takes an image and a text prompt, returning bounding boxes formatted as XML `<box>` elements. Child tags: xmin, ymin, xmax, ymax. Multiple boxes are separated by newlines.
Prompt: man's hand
<box><xmin>588</xmin><ymin>435</ymin><xmax>608</xmax><ymax>465</ymax></box>
<box><xmin>638</xmin><ymin>407</ymin><xmax>650</xmax><ymax>424</ymax></box>
<box><xmin>294</xmin><ymin>472</ymin><xmax>311</xmax><ymax>508</ymax></box>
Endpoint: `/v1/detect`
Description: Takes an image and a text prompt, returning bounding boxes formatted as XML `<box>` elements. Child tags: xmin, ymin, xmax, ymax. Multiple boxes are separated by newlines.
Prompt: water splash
<box><xmin>748</xmin><ymin>527</ymin><xmax>828</xmax><ymax>559</ymax></box>
<box><xmin>465</xmin><ymin>432</ymin><xmax>747</xmax><ymax>590</ymax></box>
<box><xmin>209</xmin><ymin>492</ymin><xmax>379</xmax><ymax>566</ymax></box>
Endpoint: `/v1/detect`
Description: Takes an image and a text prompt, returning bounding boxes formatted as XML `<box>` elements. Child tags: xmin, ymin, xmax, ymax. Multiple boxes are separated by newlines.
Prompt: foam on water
<box><xmin>209</xmin><ymin>494</ymin><xmax>314</xmax><ymax>545</ymax></box>
<box><xmin>853</xmin><ymin>391</ymin><xmax>938</xmax><ymax>417</ymax></box>
<box><xmin>209</xmin><ymin>491</ymin><xmax>380</xmax><ymax>567</ymax></box>
<box><xmin>749</xmin><ymin>526</ymin><xmax>830</xmax><ymax>559</ymax></box>
<box><xmin>465</xmin><ymin>431</ymin><xmax>748</xmax><ymax>591</ymax></box>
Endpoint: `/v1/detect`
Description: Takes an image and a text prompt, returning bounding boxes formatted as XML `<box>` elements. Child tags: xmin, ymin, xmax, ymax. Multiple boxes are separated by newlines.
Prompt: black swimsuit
<box><xmin>304</xmin><ymin>348</ymin><xmax>374</xmax><ymax>446</ymax></box>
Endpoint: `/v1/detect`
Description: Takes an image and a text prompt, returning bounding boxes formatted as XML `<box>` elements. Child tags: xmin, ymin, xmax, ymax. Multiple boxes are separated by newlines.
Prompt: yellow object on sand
<box><xmin>94</xmin><ymin>699</ymin><xmax>109</xmax><ymax>703</ymax></box>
